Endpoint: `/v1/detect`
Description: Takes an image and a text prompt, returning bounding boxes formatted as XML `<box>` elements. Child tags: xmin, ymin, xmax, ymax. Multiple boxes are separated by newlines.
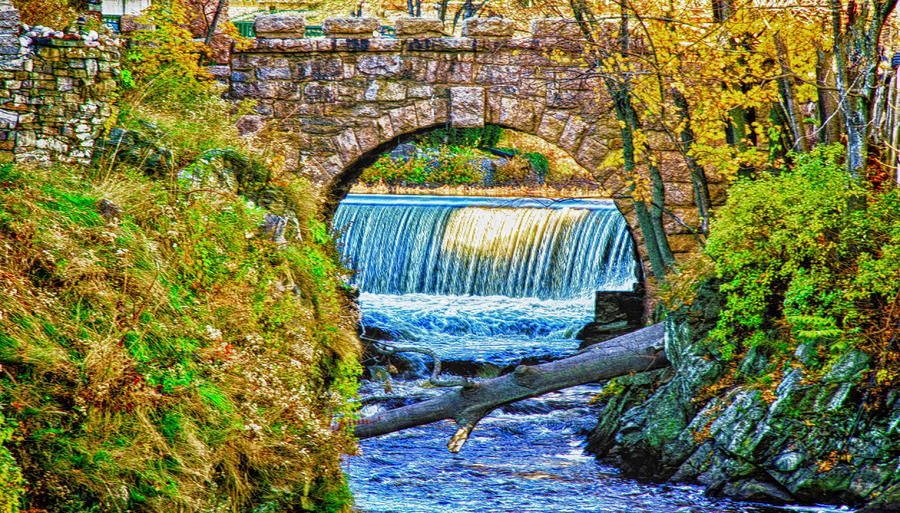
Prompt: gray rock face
<box><xmin>585</xmin><ymin>278</ymin><xmax>900</xmax><ymax>510</ymax></box>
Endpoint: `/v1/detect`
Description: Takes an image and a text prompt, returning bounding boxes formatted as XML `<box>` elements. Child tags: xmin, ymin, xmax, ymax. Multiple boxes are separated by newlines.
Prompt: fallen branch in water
<box><xmin>363</xmin><ymin>336</ymin><xmax>471</xmax><ymax>387</ymax></box>
<box><xmin>354</xmin><ymin>323</ymin><xmax>668</xmax><ymax>452</ymax></box>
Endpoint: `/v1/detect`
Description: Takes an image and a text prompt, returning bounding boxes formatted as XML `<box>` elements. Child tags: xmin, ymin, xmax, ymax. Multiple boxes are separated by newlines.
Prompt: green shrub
<box><xmin>358</xmin><ymin>146</ymin><xmax>484</xmax><ymax>186</ymax></box>
<box><xmin>0</xmin><ymin>409</ymin><xmax>23</xmax><ymax>513</ymax></box>
<box><xmin>705</xmin><ymin>145</ymin><xmax>900</xmax><ymax>378</ymax></box>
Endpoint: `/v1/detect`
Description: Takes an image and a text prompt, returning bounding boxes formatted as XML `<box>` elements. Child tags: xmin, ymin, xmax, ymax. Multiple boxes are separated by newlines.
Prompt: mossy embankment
<box><xmin>587</xmin><ymin>147</ymin><xmax>900</xmax><ymax>510</ymax></box>
<box><xmin>0</xmin><ymin>75</ymin><xmax>361</xmax><ymax>512</ymax></box>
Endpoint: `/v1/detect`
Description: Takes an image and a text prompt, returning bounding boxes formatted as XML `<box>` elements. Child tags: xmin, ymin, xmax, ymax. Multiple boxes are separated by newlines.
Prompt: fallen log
<box><xmin>353</xmin><ymin>322</ymin><xmax>668</xmax><ymax>452</ymax></box>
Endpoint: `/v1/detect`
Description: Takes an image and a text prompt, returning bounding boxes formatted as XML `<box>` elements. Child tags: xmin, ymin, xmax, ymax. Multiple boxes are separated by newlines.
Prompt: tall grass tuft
<box><xmin>0</xmin><ymin>69</ymin><xmax>360</xmax><ymax>512</ymax></box>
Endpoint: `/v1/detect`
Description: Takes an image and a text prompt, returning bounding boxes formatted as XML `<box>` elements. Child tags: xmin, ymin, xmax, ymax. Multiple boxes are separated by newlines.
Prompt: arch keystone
<box><xmin>450</xmin><ymin>86</ymin><xmax>485</xmax><ymax>128</ymax></box>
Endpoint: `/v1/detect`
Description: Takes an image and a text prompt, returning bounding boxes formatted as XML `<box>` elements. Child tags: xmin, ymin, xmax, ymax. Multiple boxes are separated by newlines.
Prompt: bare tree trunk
<box><xmin>204</xmin><ymin>0</ymin><xmax>227</xmax><ymax>46</ymax></box>
<box><xmin>829</xmin><ymin>0</ymin><xmax>899</xmax><ymax>180</ymax></box>
<box><xmin>650</xmin><ymin>164</ymin><xmax>676</xmax><ymax>266</ymax></box>
<box><xmin>672</xmin><ymin>89</ymin><xmax>712</xmax><ymax>235</ymax></box>
<box><xmin>354</xmin><ymin>323</ymin><xmax>667</xmax><ymax>451</ymax></box>
<box><xmin>774</xmin><ymin>33</ymin><xmax>810</xmax><ymax>153</ymax></box>
<box><xmin>815</xmin><ymin>46</ymin><xmax>842</xmax><ymax>146</ymax></box>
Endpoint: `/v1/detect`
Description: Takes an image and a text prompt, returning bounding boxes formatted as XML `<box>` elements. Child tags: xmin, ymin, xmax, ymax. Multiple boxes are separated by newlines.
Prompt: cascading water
<box><xmin>339</xmin><ymin>194</ymin><xmax>844</xmax><ymax>513</ymax></box>
<box><xmin>335</xmin><ymin>195</ymin><xmax>637</xmax><ymax>299</ymax></box>
<box><xmin>334</xmin><ymin>194</ymin><xmax>638</xmax><ymax>364</ymax></box>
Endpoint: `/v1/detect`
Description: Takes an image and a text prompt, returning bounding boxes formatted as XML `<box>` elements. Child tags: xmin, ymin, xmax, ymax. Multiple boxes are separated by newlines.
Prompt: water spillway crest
<box><xmin>334</xmin><ymin>195</ymin><xmax>637</xmax><ymax>299</ymax></box>
<box><xmin>333</xmin><ymin>194</ymin><xmax>639</xmax><ymax>363</ymax></box>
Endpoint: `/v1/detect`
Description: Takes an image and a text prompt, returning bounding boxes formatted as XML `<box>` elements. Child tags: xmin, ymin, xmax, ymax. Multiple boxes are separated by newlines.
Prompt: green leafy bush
<box><xmin>705</xmin><ymin>145</ymin><xmax>900</xmax><ymax>377</ymax></box>
<box><xmin>358</xmin><ymin>146</ymin><xmax>484</xmax><ymax>186</ymax></box>
<box><xmin>0</xmin><ymin>409</ymin><xmax>23</xmax><ymax>513</ymax></box>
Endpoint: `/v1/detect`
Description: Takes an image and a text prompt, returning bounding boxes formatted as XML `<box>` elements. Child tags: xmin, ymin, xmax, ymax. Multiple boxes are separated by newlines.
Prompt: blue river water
<box><xmin>336</xmin><ymin>195</ymin><xmax>853</xmax><ymax>513</ymax></box>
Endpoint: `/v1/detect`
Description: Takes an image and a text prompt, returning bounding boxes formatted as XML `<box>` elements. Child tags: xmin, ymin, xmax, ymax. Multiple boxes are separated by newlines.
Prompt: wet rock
<box><xmin>719</xmin><ymin>480</ymin><xmax>792</xmax><ymax>504</ymax></box>
<box><xmin>586</xmin><ymin>276</ymin><xmax>900</xmax><ymax>511</ymax></box>
<box><xmin>577</xmin><ymin>288</ymin><xmax>645</xmax><ymax>350</ymax></box>
<box><xmin>774</xmin><ymin>451</ymin><xmax>804</xmax><ymax>472</ymax></box>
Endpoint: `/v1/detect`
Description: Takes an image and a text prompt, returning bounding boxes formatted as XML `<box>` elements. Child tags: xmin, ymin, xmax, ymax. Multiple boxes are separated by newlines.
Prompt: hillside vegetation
<box><xmin>0</xmin><ymin>72</ymin><xmax>361</xmax><ymax>512</ymax></box>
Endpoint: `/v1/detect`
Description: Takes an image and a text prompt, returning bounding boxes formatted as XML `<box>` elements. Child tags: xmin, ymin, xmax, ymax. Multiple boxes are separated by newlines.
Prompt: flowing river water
<box><xmin>333</xmin><ymin>194</ymin><xmax>852</xmax><ymax>513</ymax></box>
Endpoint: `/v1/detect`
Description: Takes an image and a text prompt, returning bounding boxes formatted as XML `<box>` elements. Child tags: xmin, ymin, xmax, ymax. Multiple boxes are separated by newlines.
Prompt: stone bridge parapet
<box><xmin>228</xmin><ymin>16</ymin><xmax>726</xmax><ymax>264</ymax></box>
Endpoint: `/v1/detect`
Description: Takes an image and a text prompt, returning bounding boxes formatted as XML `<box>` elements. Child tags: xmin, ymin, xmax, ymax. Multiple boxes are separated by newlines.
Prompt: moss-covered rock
<box><xmin>586</xmin><ymin>278</ymin><xmax>900</xmax><ymax>510</ymax></box>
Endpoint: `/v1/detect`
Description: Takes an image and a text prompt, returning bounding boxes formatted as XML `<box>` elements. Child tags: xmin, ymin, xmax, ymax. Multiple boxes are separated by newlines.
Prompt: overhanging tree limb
<box><xmin>353</xmin><ymin>323</ymin><xmax>668</xmax><ymax>452</ymax></box>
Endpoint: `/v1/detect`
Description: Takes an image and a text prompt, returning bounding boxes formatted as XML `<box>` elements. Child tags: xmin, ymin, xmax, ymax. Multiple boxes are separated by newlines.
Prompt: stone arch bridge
<box><xmin>227</xmin><ymin>16</ymin><xmax>726</xmax><ymax>269</ymax></box>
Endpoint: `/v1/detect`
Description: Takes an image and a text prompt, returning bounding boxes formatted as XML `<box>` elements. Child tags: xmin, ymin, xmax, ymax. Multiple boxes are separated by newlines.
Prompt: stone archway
<box><xmin>227</xmin><ymin>16</ymin><xmax>724</xmax><ymax>272</ymax></box>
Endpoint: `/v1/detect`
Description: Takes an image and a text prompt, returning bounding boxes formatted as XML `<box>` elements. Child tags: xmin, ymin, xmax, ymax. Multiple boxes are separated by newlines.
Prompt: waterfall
<box><xmin>333</xmin><ymin>195</ymin><xmax>637</xmax><ymax>300</ymax></box>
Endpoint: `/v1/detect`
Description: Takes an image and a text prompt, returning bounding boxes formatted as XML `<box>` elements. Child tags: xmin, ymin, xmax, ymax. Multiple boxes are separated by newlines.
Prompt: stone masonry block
<box><xmin>388</xmin><ymin>105</ymin><xmax>418</xmax><ymax>134</ymax></box>
<box><xmin>357</xmin><ymin>54</ymin><xmax>403</xmax><ymax>76</ymax></box>
<box><xmin>450</xmin><ymin>86</ymin><xmax>484</xmax><ymax>128</ymax></box>
<box><xmin>254</xmin><ymin>15</ymin><xmax>305</xmax><ymax>39</ymax></box>
<box><xmin>462</xmin><ymin>17</ymin><xmax>514</xmax><ymax>38</ymax></box>
<box><xmin>395</xmin><ymin>17</ymin><xmax>444</xmax><ymax>38</ymax></box>
<box><xmin>323</xmin><ymin>18</ymin><xmax>379</xmax><ymax>37</ymax></box>
<box><xmin>530</xmin><ymin>18</ymin><xmax>584</xmax><ymax>40</ymax></box>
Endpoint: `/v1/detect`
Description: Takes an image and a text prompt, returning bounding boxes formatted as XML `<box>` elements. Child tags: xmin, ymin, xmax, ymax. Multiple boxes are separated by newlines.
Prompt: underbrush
<box><xmin>0</xmin><ymin>70</ymin><xmax>360</xmax><ymax>512</ymax></box>
<box><xmin>665</xmin><ymin>145</ymin><xmax>900</xmax><ymax>383</ymax></box>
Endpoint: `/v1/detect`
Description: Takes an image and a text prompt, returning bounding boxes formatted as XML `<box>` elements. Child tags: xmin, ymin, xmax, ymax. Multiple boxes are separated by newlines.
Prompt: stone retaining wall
<box><xmin>0</xmin><ymin>2</ymin><xmax>119</xmax><ymax>165</ymax></box>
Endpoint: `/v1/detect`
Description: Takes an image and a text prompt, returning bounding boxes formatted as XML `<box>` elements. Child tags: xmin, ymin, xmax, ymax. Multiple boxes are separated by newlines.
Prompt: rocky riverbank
<box><xmin>586</xmin><ymin>279</ymin><xmax>900</xmax><ymax>511</ymax></box>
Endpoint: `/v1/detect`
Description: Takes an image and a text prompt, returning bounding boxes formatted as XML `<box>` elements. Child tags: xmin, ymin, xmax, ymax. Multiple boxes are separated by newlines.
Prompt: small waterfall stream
<box><xmin>336</xmin><ymin>194</ymin><xmax>847</xmax><ymax>513</ymax></box>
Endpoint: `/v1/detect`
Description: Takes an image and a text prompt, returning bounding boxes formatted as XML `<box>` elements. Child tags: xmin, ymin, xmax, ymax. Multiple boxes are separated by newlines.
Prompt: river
<box><xmin>334</xmin><ymin>195</ymin><xmax>853</xmax><ymax>513</ymax></box>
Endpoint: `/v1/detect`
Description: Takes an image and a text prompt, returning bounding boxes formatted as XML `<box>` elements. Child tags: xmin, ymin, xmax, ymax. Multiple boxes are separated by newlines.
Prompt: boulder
<box><xmin>95</xmin><ymin>128</ymin><xmax>173</xmax><ymax>177</ymax></box>
<box><xmin>389</xmin><ymin>142</ymin><xmax>417</xmax><ymax>162</ymax></box>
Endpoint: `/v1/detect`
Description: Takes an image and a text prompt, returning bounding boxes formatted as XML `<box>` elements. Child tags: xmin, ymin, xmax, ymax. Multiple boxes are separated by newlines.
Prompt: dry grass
<box><xmin>0</xmin><ymin>159</ymin><xmax>359</xmax><ymax>510</ymax></box>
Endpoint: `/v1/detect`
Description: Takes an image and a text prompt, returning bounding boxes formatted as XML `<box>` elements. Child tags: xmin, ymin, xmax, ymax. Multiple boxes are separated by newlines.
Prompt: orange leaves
<box><xmin>126</xmin><ymin>0</ymin><xmax>212</xmax><ymax>81</ymax></box>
